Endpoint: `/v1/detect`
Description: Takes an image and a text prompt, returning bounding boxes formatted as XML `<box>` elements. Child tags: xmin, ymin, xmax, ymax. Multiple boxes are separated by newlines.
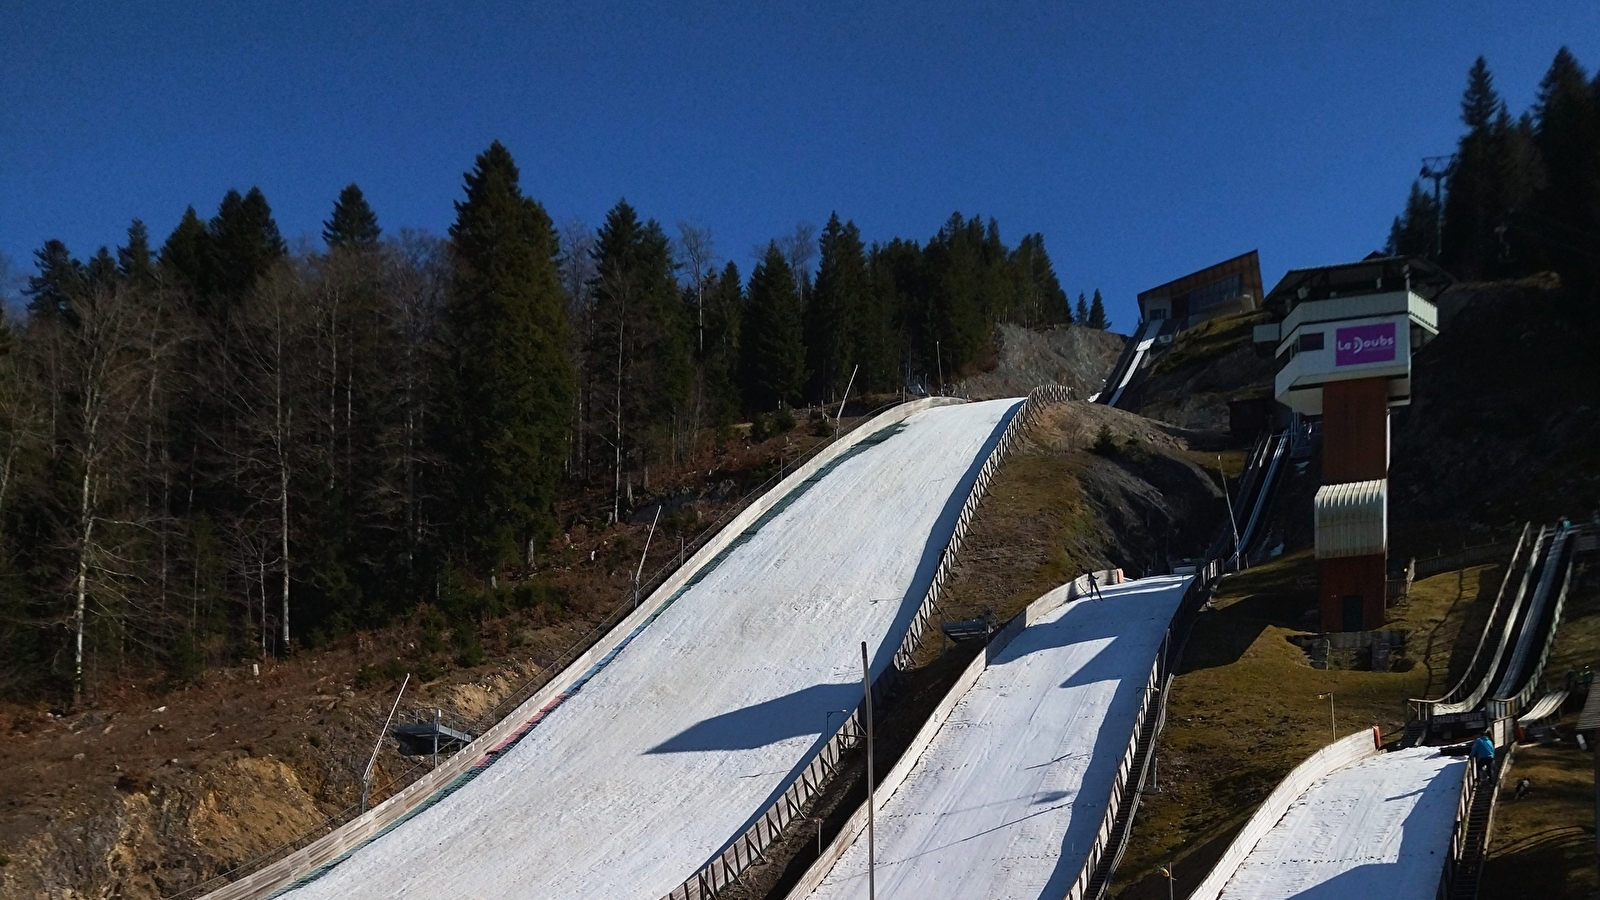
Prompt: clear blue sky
<box><xmin>3</xmin><ymin>1</ymin><xmax>1597</xmax><ymax>330</ymax></box>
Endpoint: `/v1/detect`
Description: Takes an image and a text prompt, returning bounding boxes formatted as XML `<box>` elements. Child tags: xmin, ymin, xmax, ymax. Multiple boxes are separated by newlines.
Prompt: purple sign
<box><xmin>1335</xmin><ymin>322</ymin><xmax>1397</xmax><ymax>366</ymax></box>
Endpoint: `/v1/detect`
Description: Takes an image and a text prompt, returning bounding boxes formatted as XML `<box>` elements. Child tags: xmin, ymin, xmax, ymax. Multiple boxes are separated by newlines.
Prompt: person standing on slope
<box><xmin>1469</xmin><ymin>733</ymin><xmax>1496</xmax><ymax>779</ymax></box>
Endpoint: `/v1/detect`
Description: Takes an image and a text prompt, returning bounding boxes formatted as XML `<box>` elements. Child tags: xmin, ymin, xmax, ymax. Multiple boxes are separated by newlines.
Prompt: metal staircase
<box><xmin>1083</xmin><ymin>674</ymin><xmax>1170</xmax><ymax>900</ymax></box>
<box><xmin>1443</xmin><ymin>749</ymin><xmax>1510</xmax><ymax>900</ymax></box>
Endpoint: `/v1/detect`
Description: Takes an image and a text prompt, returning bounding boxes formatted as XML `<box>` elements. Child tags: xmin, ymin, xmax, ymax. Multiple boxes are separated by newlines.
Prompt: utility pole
<box><xmin>861</xmin><ymin>641</ymin><xmax>876</xmax><ymax>900</ymax></box>
<box><xmin>835</xmin><ymin>364</ymin><xmax>858</xmax><ymax>439</ymax></box>
<box><xmin>1319</xmin><ymin>692</ymin><xmax>1335</xmax><ymax>741</ymax></box>
<box><xmin>1420</xmin><ymin>155</ymin><xmax>1454</xmax><ymax>259</ymax></box>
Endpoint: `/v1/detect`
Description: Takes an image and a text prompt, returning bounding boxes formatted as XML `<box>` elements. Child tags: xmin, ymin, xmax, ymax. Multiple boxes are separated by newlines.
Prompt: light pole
<box><xmin>861</xmin><ymin>641</ymin><xmax>876</xmax><ymax>900</ymax></box>
<box><xmin>1318</xmin><ymin>692</ymin><xmax>1335</xmax><ymax>741</ymax></box>
<box><xmin>1158</xmin><ymin>865</ymin><xmax>1174</xmax><ymax>900</ymax></box>
<box><xmin>632</xmin><ymin>506</ymin><xmax>661</xmax><ymax>609</ymax></box>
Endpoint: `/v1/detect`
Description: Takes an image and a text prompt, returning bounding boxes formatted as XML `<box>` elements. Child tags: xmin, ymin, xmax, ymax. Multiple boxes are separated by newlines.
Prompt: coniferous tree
<box><xmin>1530</xmin><ymin>48</ymin><xmax>1600</xmax><ymax>284</ymax></box>
<box><xmin>441</xmin><ymin>142</ymin><xmax>574</xmax><ymax>572</ymax></box>
<box><xmin>1440</xmin><ymin>57</ymin><xmax>1523</xmax><ymax>280</ymax></box>
<box><xmin>1386</xmin><ymin>181</ymin><xmax>1442</xmax><ymax>258</ymax></box>
<box><xmin>27</xmin><ymin>240</ymin><xmax>85</xmax><ymax>324</ymax></box>
<box><xmin>868</xmin><ymin>238</ymin><xmax>926</xmax><ymax>391</ymax></box>
<box><xmin>1010</xmin><ymin>233</ymin><xmax>1069</xmax><ymax>326</ymax></box>
<box><xmin>160</xmin><ymin>207</ymin><xmax>211</xmax><ymax>295</ymax></box>
<box><xmin>805</xmin><ymin>214</ymin><xmax>869</xmax><ymax>403</ymax></box>
<box><xmin>324</xmin><ymin>184</ymin><xmax>383</xmax><ymax>250</ymax></box>
<box><xmin>1087</xmin><ymin>290</ymin><xmax>1109</xmax><ymax>330</ymax></box>
<box><xmin>702</xmin><ymin>262</ymin><xmax>743</xmax><ymax>425</ymax></box>
<box><xmin>208</xmin><ymin>188</ymin><xmax>287</xmax><ymax>304</ymax></box>
<box><xmin>742</xmin><ymin>243</ymin><xmax>805</xmax><ymax>413</ymax></box>
<box><xmin>924</xmin><ymin>214</ymin><xmax>986</xmax><ymax>374</ymax></box>
<box><xmin>118</xmin><ymin>220</ymin><xmax>158</xmax><ymax>289</ymax></box>
<box><xmin>1075</xmin><ymin>292</ymin><xmax>1090</xmax><ymax>325</ymax></box>
<box><xmin>588</xmin><ymin>200</ymin><xmax>692</xmax><ymax>516</ymax></box>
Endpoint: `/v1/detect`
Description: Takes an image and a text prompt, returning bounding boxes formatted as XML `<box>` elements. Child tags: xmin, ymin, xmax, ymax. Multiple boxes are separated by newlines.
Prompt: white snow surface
<box><xmin>803</xmin><ymin>575</ymin><xmax>1191</xmax><ymax>900</ymax></box>
<box><xmin>1218</xmin><ymin>747</ymin><xmax>1466</xmax><ymax>900</ymax></box>
<box><xmin>280</xmin><ymin>398</ymin><xmax>1021</xmax><ymax>900</ymax></box>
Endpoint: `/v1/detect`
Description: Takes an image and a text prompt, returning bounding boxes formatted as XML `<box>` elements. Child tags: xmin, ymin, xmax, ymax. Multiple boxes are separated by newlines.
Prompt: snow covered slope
<box><xmin>1217</xmin><ymin>747</ymin><xmax>1466</xmax><ymax>900</ymax></box>
<box><xmin>798</xmin><ymin>575</ymin><xmax>1190</xmax><ymax>900</ymax></box>
<box><xmin>276</xmin><ymin>398</ymin><xmax>1021</xmax><ymax>900</ymax></box>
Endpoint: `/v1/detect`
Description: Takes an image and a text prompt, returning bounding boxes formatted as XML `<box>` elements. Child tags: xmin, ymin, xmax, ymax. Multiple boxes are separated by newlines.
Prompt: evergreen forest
<box><xmin>0</xmin><ymin>142</ymin><xmax>1098</xmax><ymax>702</ymax></box>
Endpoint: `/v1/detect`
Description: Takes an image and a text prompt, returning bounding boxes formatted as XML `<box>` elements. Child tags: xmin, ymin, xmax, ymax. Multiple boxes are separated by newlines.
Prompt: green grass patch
<box><xmin>1111</xmin><ymin>554</ymin><xmax>1502</xmax><ymax>898</ymax></box>
<box><xmin>1152</xmin><ymin>310</ymin><xmax>1271</xmax><ymax>377</ymax></box>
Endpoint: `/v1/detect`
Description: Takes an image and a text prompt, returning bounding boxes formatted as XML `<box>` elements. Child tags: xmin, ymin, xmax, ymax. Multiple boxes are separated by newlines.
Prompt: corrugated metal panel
<box><xmin>1315</xmin><ymin>480</ymin><xmax>1387</xmax><ymax>559</ymax></box>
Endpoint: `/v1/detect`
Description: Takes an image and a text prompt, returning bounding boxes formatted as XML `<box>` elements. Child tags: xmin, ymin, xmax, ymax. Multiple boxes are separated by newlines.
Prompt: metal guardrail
<box><xmin>1413</xmin><ymin>535</ymin><xmax>1526</xmax><ymax>583</ymax></box>
<box><xmin>1071</xmin><ymin>558</ymin><xmax>1223</xmax><ymax>900</ymax></box>
<box><xmin>662</xmin><ymin>385</ymin><xmax>1075</xmax><ymax>900</ymax></box>
<box><xmin>1436</xmin><ymin>754</ymin><xmax>1479</xmax><ymax>900</ymax></box>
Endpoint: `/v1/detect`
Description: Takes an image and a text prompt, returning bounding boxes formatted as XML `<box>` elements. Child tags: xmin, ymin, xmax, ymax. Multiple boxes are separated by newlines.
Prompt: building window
<box><xmin>1299</xmin><ymin>331</ymin><xmax>1325</xmax><ymax>352</ymax></box>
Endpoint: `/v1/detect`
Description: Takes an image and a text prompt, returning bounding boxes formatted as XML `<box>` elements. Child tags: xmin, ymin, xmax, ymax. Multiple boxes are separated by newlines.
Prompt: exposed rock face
<box><xmin>1</xmin><ymin>756</ymin><xmax>323</xmax><ymax>900</ymax></box>
<box><xmin>959</xmin><ymin>323</ymin><xmax>1125</xmax><ymax>401</ymax></box>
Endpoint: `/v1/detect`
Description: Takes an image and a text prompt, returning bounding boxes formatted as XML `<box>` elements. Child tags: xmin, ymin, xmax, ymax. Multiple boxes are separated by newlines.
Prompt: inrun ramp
<box><xmin>1213</xmin><ymin>747</ymin><xmax>1466</xmax><ymax>900</ymax></box>
<box><xmin>274</xmin><ymin>398</ymin><xmax>1021</xmax><ymax>900</ymax></box>
<box><xmin>794</xmin><ymin>575</ymin><xmax>1190</xmax><ymax>900</ymax></box>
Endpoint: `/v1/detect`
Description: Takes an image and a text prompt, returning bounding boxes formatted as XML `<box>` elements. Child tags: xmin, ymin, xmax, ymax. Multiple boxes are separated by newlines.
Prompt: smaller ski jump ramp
<box><xmin>1196</xmin><ymin>746</ymin><xmax>1466</xmax><ymax>900</ymax></box>
<box><xmin>790</xmin><ymin>575</ymin><xmax>1191</xmax><ymax>900</ymax></box>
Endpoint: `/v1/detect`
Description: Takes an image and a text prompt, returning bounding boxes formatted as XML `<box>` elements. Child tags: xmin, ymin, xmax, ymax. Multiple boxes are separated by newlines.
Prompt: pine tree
<box><xmin>1386</xmin><ymin>181</ymin><xmax>1441</xmax><ymax>258</ymax></box>
<box><xmin>867</xmin><ymin>238</ymin><xmax>925</xmax><ymax>392</ymax></box>
<box><xmin>208</xmin><ymin>187</ymin><xmax>287</xmax><ymax>302</ymax></box>
<box><xmin>702</xmin><ymin>262</ymin><xmax>743</xmax><ymax>425</ymax></box>
<box><xmin>587</xmin><ymin>199</ymin><xmax>692</xmax><ymax>514</ymax></box>
<box><xmin>1440</xmin><ymin>57</ymin><xmax>1524</xmax><ymax>280</ymax></box>
<box><xmin>1087</xmin><ymin>290</ymin><xmax>1109</xmax><ymax>330</ymax></box>
<box><xmin>1075</xmin><ymin>292</ymin><xmax>1089</xmax><ymax>325</ymax></box>
<box><xmin>27</xmin><ymin>239</ymin><xmax>84</xmax><ymax>324</ymax></box>
<box><xmin>159</xmin><ymin>207</ymin><xmax>211</xmax><ymax>295</ymax></box>
<box><xmin>117</xmin><ymin>220</ymin><xmax>157</xmax><ymax>289</ymax></box>
<box><xmin>442</xmin><ymin>141</ymin><xmax>575</xmax><ymax>572</ymax></box>
<box><xmin>1530</xmin><ymin>47</ymin><xmax>1600</xmax><ymax>285</ymax></box>
<box><xmin>924</xmin><ymin>214</ymin><xmax>986</xmax><ymax>374</ymax></box>
<box><xmin>323</xmin><ymin>184</ymin><xmax>382</xmax><ymax>250</ymax></box>
<box><xmin>805</xmin><ymin>213</ymin><xmax>869</xmax><ymax>403</ymax></box>
<box><xmin>742</xmin><ymin>243</ymin><xmax>805</xmax><ymax>413</ymax></box>
<box><xmin>1010</xmin><ymin>233</ymin><xmax>1069</xmax><ymax>326</ymax></box>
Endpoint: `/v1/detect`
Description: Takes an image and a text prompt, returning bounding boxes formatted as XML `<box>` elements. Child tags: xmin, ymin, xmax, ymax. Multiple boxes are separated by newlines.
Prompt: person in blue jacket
<box><xmin>1470</xmin><ymin>734</ymin><xmax>1496</xmax><ymax>778</ymax></box>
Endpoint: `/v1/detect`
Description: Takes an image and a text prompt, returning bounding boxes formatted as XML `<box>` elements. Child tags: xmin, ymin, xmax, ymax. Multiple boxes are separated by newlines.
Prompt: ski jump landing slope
<box><xmin>1214</xmin><ymin>748</ymin><xmax>1465</xmax><ymax>900</ymax></box>
<box><xmin>795</xmin><ymin>575</ymin><xmax>1191</xmax><ymax>900</ymax></box>
<box><xmin>276</xmin><ymin>398</ymin><xmax>1021</xmax><ymax>900</ymax></box>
